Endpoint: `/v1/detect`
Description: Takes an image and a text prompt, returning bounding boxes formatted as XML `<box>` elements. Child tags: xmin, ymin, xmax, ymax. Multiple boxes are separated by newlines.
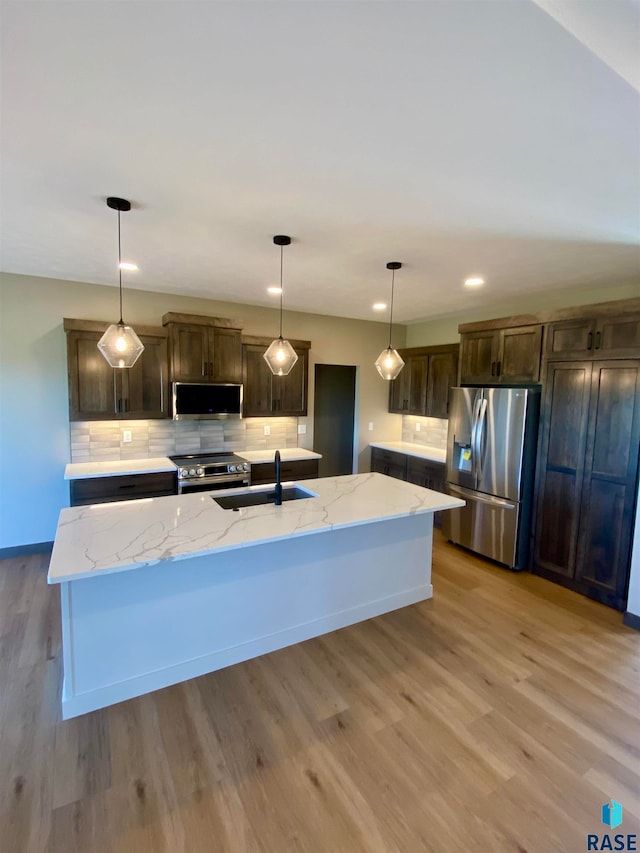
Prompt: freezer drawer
<box><xmin>442</xmin><ymin>483</ymin><xmax>521</xmax><ymax>569</ymax></box>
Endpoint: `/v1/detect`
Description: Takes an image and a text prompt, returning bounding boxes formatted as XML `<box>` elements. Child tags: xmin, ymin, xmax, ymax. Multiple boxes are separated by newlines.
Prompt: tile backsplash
<box><xmin>401</xmin><ymin>416</ymin><xmax>448</xmax><ymax>450</ymax></box>
<box><xmin>70</xmin><ymin>418</ymin><xmax>299</xmax><ymax>462</ymax></box>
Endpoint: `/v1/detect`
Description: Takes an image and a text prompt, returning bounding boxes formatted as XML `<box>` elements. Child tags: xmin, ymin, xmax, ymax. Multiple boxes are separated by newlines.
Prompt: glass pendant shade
<box><xmin>375</xmin><ymin>260</ymin><xmax>405</xmax><ymax>381</ymax></box>
<box><xmin>98</xmin><ymin>196</ymin><xmax>144</xmax><ymax>369</ymax></box>
<box><xmin>375</xmin><ymin>346</ymin><xmax>405</xmax><ymax>381</ymax></box>
<box><xmin>265</xmin><ymin>234</ymin><xmax>298</xmax><ymax>376</ymax></box>
<box><xmin>263</xmin><ymin>336</ymin><xmax>298</xmax><ymax>376</ymax></box>
<box><xmin>98</xmin><ymin>322</ymin><xmax>145</xmax><ymax>368</ymax></box>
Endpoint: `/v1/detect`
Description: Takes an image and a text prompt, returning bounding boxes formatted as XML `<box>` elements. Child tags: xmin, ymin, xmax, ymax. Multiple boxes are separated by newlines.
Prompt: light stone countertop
<box><xmin>64</xmin><ymin>457</ymin><xmax>177</xmax><ymax>480</ymax></box>
<box><xmin>48</xmin><ymin>472</ymin><xmax>464</xmax><ymax>585</ymax></box>
<box><xmin>237</xmin><ymin>448</ymin><xmax>322</xmax><ymax>464</ymax></box>
<box><xmin>369</xmin><ymin>441</ymin><xmax>447</xmax><ymax>464</ymax></box>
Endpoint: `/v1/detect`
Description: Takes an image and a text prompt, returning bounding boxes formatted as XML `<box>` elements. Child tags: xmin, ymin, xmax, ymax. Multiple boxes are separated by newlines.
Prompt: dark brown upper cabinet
<box><xmin>389</xmin><ymin>344</ymin><xmax>459</xmax><ymax>417</ymax></box>
<box><xmin>459</xmin><ymin>325</ymin><xmax>543</xmax><ymax>384</ymax></box>
<box><xmin>162</xmin><ymin>313</ymin><xmax>242</xmax><ymax>383</ymax></box>
<box><xmin>545</xmin><ymin>313</ymin><xmax>640</xmax><ymax>360</ymax></box>
<box><xmin>242</xmin><ymin>338</ymin><xmax>310</xmax><ymax>417</ymax></box>
<box><xmin>65</xmin><ymin>320</ymin><xmax>169</xmax><ymax>421</ymax></box>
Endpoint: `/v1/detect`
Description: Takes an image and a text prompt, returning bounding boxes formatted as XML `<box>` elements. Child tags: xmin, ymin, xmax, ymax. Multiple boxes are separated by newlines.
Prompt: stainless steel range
<box><xmin>171</xmin><ymin>453</ymin><xmax>251</xmax><ymax>494</ymax></box>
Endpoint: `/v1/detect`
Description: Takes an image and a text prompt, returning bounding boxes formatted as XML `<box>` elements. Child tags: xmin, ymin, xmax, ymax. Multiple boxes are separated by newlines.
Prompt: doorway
<box><xmin>313</xmin><ymin>364</ymin><xmax>357</xmax><ymax>477</ymax></box>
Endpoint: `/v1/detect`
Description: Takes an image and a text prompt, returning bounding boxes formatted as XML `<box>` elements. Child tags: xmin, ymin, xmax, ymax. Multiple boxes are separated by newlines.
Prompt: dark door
<box><xmin>408</xmin><ymin>355</ymin><xmax>428</xmax><ymax>415</ymax></box>
<box><xmin>314</xmin><ymin>365</ymin><xmax>356</xmax><ymax>477</ymax></box>
<box><xmin>534</xmin><ymin>361</ymin><xmax>592</xmax><ymax>578</ymax></box>
<box><xmin>126</xmin><ymin>335</ymin><xmax>169</xmax><ymax>418</ymax></box>
<box><xmin>499</xmin><ymin>325</ymin><xmax>543</xmax><ymax>382</ymax></box>
<box><xmin>170</xmin><ymin>324</ymin><xmax>210</xmax><ymax>381</ymax></box>
<box><xmin>574</xmin><ymin>360</ymin><xmax>640</xmax><ymax>609</ymax></box>
<box><xmin>212</xmin><ymin>328</ymin><xmax>242</xmax><ymax>383</ymax></box>
<box><xmin>459</xmin><ymin>331</ymin><xmax>497</xmax><ymax>384</ymax></box>
<box><xmin>427</xmin><ymin>351</ymin><xmax>458</xmax><ymax>418</ymax></box>
<box><xmin>242</xmin><ymin>345</ymin><xmax>272</xmax><ymax>416</ymax></box>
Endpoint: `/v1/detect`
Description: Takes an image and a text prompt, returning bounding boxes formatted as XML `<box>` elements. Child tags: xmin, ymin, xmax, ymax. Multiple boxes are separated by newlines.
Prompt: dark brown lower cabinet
<box><xmin>370</xmin><ymin>447</ymin><xmax>407</xmax><ymax>480</ymax></box>
<box><xmin>534</xmin><ymin>359</ymin><xmax>640</xmax><ymax>610</ymax></box>
<box><xmin>70</xmin><ymin>472</ymin><xmax>177</xmax><ymax>507</ymax></box>
<box><xmin>250</xmin><ymin>458</ymin><xmax>319</xmax><ymax>485</ymax></box>
<box><xmin>370</xmin><ymin>447</ymin><xmax>446</xmax><ymax>528</ymax></box>
<box><xmin>406</xmin><ymin>457</ymin><xmax>446</xmax><ymax>529</ymax></box>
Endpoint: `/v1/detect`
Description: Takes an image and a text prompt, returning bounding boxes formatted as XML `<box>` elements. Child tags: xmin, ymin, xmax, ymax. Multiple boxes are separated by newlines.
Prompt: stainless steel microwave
<box><xmin>172</xmin><ymin>382</ymin><xmax>243</xmax><ymax>420</ymax></box>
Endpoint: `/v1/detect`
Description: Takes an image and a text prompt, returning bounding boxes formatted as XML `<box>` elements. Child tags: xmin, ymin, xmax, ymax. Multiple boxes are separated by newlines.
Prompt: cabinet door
<box><xmin>67</xmin><ymin>330</ymin><xmax>118</xmax><ymax>420</ymax></box>
<box><xmin>407</xmin><ymin>355</ymin><xmax>428</xmax><ymax>415</ymax></box>
<box><xmin>242</xmin><ymin>345</ymin><xmax>273</xmax><ymax>416</ymax></box>
<box><xmin>389</xmin><ymin>354</ymin><xmax>411</xmax><ymax>413</ymax></box>
<box><xmin>406</xmin><ymin>457</ymin><xmax>446</xmax><ymax>528</ymax></box>
<box><xmin>595</xmin><ymin>314</ymin><xmax>640</xmax><ymax>357</ymax></box>
<box><xmin>426</xmin><ymin>351</ymin><xmax>458</xmax><ymax>418</ymax></box>
<box><xmin>370</xmin><ymin>447</ymin><xmax>407</xmax><ymax>480</ymax></box>
<box><xmin>498</xmin><ymin>325</ymin><xmax>543</xmax><ymax>382</ymax></box>
<box><xmin>251</xmin><ymin>459</ymin><xmax>318</xmax><ymax>485</ymax></box>
<box><xmin>124</xmin><ymin>335</ymin><xmax>169</xmax><ymax>418</ymax></box>
<box><xmin>274</xmin><ymin>350</ymin><xmax>307</xmax><ymax>415</ymax></box>
<box><xmin>574</xmin><ymin>361</ymin><xmax>640</xmax><ymax>609</ymax></box>
<box><xmin>545</xmin><ymin>314</ymin><xmax>640</xmax><ymax>360</ymax></box>
<box><xmin>459</xmin><ymin>331</ymin><xmax>498</xmax><ymax>384</ymax></box>
<box><xmin>545</xmin><ymin>319</ymin><xmax>596</xmax><ymax>358</ymax></box>
<box><xmin>169</xmin><ymin>324</ymin><xmax>210</xmax><ymax>381</ymax></box>
<box><xmin>211</xmin><ymin>328</ymin><xmax>242</xmax><ymax>383</ymax></box>
<box><xmin>70</xmin><ymin>472</ymin><xmax>177</xmax><ymax>506</ymax></box>
<box><xmin>534</xmin><ymin>361</ymin><xmax>592</xmax><ymax>578</ymax></box>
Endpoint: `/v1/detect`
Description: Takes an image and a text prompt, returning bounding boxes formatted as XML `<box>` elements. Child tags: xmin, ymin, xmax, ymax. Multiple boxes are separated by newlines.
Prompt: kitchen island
<box><xmin>49</xmin><ymin>473</ymin><xmax>463</xmax><ymax>718</ymax></box>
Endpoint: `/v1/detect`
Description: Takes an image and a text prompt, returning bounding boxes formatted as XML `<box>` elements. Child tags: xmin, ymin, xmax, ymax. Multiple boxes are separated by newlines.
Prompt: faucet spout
<box><xmin>274</xmin><ymin>450</ymin><xmax>282</xmax><ymax>506</ymax></box>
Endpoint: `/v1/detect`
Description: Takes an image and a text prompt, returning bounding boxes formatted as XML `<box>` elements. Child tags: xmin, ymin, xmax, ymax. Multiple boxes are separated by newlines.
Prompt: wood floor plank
<box><xmin>1</xmin><ymin>532</ymin><xmax>639</xmax><ymax>852</ymax></box>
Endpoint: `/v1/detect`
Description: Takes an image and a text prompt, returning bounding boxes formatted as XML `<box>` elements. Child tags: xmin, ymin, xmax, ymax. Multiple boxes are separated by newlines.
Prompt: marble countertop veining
<box><xmin>48</xmin><ymin>473</ymin><xmax>463</xmax><ymax>585</ymax></box>
<box><xmin>369</xmin><ymin>442</ymin><xmax>447</xmax><ymax>464</ymax></box>
<box><xmin>64</xmin><ymin>458</ymin><xmax>177</xmax><ymax>480</ymax></box>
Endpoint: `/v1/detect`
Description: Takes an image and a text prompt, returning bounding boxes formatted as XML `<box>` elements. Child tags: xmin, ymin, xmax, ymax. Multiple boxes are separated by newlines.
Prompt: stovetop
<box><xmin>170</xmin><ymin>452</ymin><xmax>246</xmax><ymax>467</ymax></box>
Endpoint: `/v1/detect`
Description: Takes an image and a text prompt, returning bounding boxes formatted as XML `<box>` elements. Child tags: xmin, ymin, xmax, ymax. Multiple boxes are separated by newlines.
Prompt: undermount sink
<box><xmin>213</xmin><ymin>486</ymin><xmax>317</xmax><ymax>510</ymax></box>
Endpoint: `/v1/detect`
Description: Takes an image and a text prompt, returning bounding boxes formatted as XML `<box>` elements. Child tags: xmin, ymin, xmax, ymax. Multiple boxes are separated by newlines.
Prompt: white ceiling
<box><xmin>1</xmin><ymin>0</ymin><xmax>639</xmax><ymax>325</ymax></box>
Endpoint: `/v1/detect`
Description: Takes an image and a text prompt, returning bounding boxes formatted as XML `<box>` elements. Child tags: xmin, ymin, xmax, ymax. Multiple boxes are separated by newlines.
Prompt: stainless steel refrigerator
<box><xmin>443</xmin><ymin>387</ymin><xmax>540</xmax><ymax>570</ymax></box>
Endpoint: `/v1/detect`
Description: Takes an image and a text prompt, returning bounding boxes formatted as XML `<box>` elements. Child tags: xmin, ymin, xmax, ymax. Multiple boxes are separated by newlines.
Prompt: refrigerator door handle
<box><xmin>470</xmin><ymin>393</ymin><xmax>483</xmax><ymax>481</ymax></box>
<box><xmin>447</xmin><ymin>482</ymin><xmax>516</xmax><ymax>510</ymax></box>
<box><xmin>475</xmin><ymin>398</ymin><xmax>488</xmax><ymax>483</ymax></box>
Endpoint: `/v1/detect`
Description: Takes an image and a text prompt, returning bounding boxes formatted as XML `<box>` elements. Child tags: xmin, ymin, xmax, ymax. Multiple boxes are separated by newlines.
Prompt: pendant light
<box><xmin>375</xmin><ymin>261</ymin><xmax>405</xmax><ymax>380</ymax></box>
<box><xmin>97</xmin><ymin>197</ymin><xmax>144</xmax><ymax>368</ymax></box>
<box><xmin>263</xmin><ymin>235</ymin><xmax>299</xmax><ymax>376</ymax></box>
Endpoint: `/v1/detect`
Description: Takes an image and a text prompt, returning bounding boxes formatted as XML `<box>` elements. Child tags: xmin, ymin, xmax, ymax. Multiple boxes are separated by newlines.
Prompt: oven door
<box><xmin>178</xmin><ymin>473</ymin><xmax>249</xmax><ymax>494</ymax></box>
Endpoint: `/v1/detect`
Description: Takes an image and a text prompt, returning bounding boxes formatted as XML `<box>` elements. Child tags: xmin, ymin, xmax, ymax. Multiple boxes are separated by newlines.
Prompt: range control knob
<box><xmin>180</xmin><ymin>468</ymin><xmax>188</xmax><ymax>478</ymax></box>
<box><xmin>196</xmin><ymin>467</ymin><xmax>204</xmax><ymax>476</ymax></box>
<box><xmin>189</xmin><ymin>468</ymin><xmax>196</xmax><ymax>476</ymax></box>
<box><xmin>229</xmin><ymin>465</ymin><xmax>236</xmax><ymax>473</ymax></box>
<box><xmin>242</xmin><ymin>463</ymin><xmax>249</xmax><ymax>471</ymax></box>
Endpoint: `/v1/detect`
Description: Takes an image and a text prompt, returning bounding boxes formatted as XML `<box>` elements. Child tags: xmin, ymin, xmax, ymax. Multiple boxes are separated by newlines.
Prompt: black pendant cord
<box><xmin>387</xmin><ymin>266</ymin><xmax>395</xmax><ymax>349</ymax></box>
<box><xmin>117</xmin><ymin>209</ymin><xmax>124</xmax><ymax>326</ymax></box>
<box><xmin>278</xmin><ymin>243</ymin><xmax>284</xmax><ymax>340</ymax></box>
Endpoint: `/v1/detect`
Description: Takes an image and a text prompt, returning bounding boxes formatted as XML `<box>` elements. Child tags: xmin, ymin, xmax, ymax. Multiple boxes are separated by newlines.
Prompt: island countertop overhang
<box><xmin>48</xmin><ymin>472</ymin><xmax>464</xmax><ymax>585</ymax></box>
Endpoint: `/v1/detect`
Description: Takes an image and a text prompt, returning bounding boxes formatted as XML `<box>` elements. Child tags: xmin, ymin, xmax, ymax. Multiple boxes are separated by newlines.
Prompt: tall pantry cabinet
<box><xmin>534</xmin><ymin>319</ymin><xmax>640</xmax><ymax>610</ymax></box>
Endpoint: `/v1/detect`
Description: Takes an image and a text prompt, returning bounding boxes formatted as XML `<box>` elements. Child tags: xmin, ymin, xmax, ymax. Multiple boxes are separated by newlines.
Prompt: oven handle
<box><xmin>178</xmin><ymin>473</ymin><xmax>250</xmax><ymax>493</ymax></box>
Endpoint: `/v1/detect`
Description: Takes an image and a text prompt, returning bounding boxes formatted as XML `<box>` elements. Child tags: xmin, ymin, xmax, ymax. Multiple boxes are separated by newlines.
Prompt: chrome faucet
<box><xmin>274</xmin><ymin>450</ymin><xmax>282</xmax><ymax>505</ymax></box>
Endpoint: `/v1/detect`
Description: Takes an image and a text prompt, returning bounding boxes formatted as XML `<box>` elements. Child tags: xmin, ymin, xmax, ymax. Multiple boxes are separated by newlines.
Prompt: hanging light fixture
<box><xmin>375</xmin><ymin>261</ymin><xmax>405</xmax><ymax>380</ymax></box>
<box><xmin>263</xmin><ymin>235</ymin><xmax>299</xmax><ymax>376</ymax></box>
<box><xmin>97</xmin><ymin>197</ymin><xmax>144</xmax><ymax>368</ymax></box>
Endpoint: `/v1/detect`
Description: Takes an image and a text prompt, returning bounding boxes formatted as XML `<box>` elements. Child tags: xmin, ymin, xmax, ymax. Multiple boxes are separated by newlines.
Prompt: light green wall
<box><xmin>406</xmin><ymin>281</ymin><xmax>640</xmax><ymax>346</ymax></box>
<box><xmin>0</xmin><ymin>272</ymin><xmax>406</xmax><ymax>549</ymax></box>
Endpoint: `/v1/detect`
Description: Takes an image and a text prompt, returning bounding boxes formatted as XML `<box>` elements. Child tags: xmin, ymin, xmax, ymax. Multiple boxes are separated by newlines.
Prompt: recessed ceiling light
<box><xmin>464</xmin><ymin>276</ymin><xmax>485</xmax><ymax>287</ymax></box>
<box><xmin>373</xmin><ymin>302</ymin><xmax>387</xmax><ymax>311</ymax></box>
<box><xmin>119</xmin><ymin>262</ymin><xmax>138</xmax><ymax>271</ymax></box>
<box><xmin>267</xmin><ymin>286</ymin><xmax>282</xmax><ymax>295</ymax></box>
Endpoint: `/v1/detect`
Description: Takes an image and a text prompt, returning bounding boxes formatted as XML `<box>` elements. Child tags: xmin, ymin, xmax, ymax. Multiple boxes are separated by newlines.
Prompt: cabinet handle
<box><xmin>209</xmin><ymin>361</ymin><xmax>214</xmax><ymax>378</ymax></box>
<box><xmin>491</xmin><ymin>361</ymin><xmax>496</xmax><ymax>376</ymax></box>
<box><xmin>595</xmin><ymin>331</ymin><xmax>601</xmax><ymax>350</ymax></box>
<box><xmin>203</xmin><ymin>361</ymin><xmax>208</xmax><ymax>376</ymax></box>
<box><xmin>587</xmin><ymin>331</ymin><xmax>593</xmax><ymax>350</ymax></box>
<box><xmin>496</xmin><ymin>361</ymin><xmax>501</xmax><ymax>377</ymax></box>
<box><xmin>118</xmin><ymin>484</ymin><xmax>136</xmax><ymax>490</ymax></box>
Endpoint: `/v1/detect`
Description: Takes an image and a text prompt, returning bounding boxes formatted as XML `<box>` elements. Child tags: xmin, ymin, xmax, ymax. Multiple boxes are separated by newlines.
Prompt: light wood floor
<box><xmin>1</xmin><ymin>534</ymin><xmax>639</xmax><ymax>853</ymax></box>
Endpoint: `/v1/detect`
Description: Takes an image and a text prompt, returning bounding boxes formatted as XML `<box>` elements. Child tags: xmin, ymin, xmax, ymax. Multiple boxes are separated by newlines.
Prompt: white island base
<box><xmin>59</xmin><ymin>512</ymin><xmax>433</xmax><ymax>719</ymax></box>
